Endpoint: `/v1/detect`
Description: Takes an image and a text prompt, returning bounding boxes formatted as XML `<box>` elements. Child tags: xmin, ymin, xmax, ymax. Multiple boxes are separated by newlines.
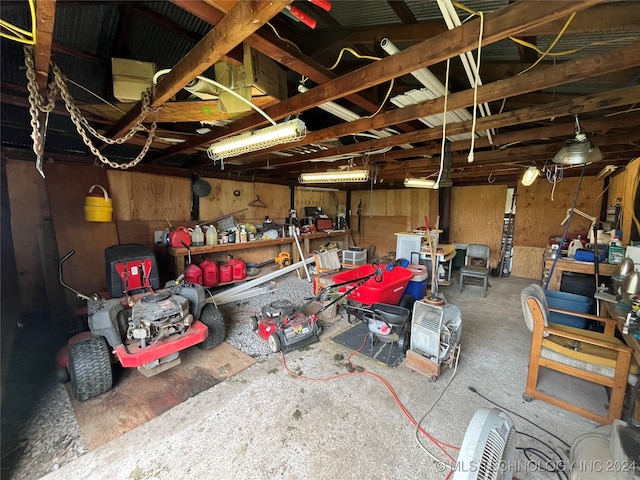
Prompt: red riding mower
<box><xmin>56</xmin><ymin>244</ymin><xmax>226</xmax><ymax>401</ymax></box>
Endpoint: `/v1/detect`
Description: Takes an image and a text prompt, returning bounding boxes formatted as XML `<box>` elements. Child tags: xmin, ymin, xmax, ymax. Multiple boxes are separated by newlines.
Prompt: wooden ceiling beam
<box><xmin>160</xmin><ymin>0</ymin><xmax>601</xmax><ymax>159</ymax></box>
<box><xmin>232</xmin><ymin>39</ymin><xmax>640</xmax><ymax>168</ymax></box>
<box><xmin>387</xmin><ymin>1</ymin><xmax>418</xmax><ymax>24</ymax></box>
<box><xmin>172</xmin><ymin>0</ymin><xmax>395</xmax><ymax>123</ymax></box>
<box><xmin>105</xmin><ymin>0</ymin><xmax>291</xmax><ymax>139</ymax></box>
<box><xmin>34</xmin><ymin>0</ymin><xmax>56</xmax><ymax>92</ymax></box>
<box><xmin>240</xmin><ymin>85</ymin><xmax>640</xmax><ymax>170</ymax></box>
<box><xmin>313</xmin><ymin>2</ymin><xmax>640</xmax><ymax>49</ymax></box>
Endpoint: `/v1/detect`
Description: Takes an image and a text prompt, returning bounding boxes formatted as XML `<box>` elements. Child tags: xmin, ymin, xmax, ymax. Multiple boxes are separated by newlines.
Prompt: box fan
<box><xmin>453</xmin><ymin>408</ymin><xmax>516</xmax><ymax>480</ymax></box>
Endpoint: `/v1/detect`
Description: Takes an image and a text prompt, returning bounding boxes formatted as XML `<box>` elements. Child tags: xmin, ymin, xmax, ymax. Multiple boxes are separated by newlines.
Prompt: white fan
<box><xmin>453</xmin><ymin>408</ymin><xmax>516</xmax><ymax>480</ymax></box>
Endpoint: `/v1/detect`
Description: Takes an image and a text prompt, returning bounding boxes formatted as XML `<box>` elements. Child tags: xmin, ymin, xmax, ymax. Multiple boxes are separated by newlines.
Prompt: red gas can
<box><xmin>219</xmin><ymin>264</ymin><xmax>233</xmax><ymax>283</ymax></box>
<box><xmin>200</xmin><ymin>259</ymin><xmax>219</xmax><ymax>287</ymax></box>
<box><xmin>169</xmin><ymin>227</ymin><xmax>191</xmax><ymax>248</ymax></box>
<box><xmin>227</xmin><ymin>257</ymin><xmax>246</xmax><ymax>281</ymax></box>
<box><xmin>184</xmin><ymin>263</ymin><xmax>203</xmax><ymax>285</ymax></box>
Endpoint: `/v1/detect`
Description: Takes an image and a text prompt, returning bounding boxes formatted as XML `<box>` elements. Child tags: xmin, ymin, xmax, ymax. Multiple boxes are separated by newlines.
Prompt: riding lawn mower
<box><xmin>56</xmin><ymin>244</ymin><xmax>226</xmax><ymax>401</ymax></box>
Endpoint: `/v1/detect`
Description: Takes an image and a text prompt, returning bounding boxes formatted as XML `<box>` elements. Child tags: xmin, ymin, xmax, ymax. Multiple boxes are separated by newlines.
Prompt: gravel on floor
<box><xmin>6</xmin><ymin>273</ymin><xmax>316</xmax><ymax>480</ymax></box>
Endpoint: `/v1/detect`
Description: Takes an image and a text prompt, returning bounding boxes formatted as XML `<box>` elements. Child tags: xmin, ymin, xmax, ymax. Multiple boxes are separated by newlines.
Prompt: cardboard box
<box><xmin>244</xmin><ymin>44</ymin><xmax>288</xmax><ymax>100</ymax></box>
<box><xmin>111</xmin><ymin>58</ymin><xmax>156</xmax><ymax>102</ymax></box>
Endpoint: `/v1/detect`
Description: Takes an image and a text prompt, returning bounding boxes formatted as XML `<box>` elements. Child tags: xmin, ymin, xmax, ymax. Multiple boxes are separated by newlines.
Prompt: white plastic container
<box><xmin>191</xmin><ymin>225</ymin><xmax>204</xmax><ymax>246</ymax></box>
<box><xmin>206</xmin><ymin>225</ymin><xmax>218</xmax><ymax>246</ymax></box>
<box><xmin>567</xmin><ymin>236</ymin><xmax>583</xmax><ymax>258</ymax></box>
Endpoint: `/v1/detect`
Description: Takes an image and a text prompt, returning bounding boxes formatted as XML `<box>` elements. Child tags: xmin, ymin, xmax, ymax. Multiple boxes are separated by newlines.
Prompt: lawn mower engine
<box><xmin>250</xmin><ymin>299</ymin><xmax>322</xmax><ymax>353</ymax></box>
<box><xmin>127</xmin><ymin>291</ymin><xmax>193</xmax><ymax>348</ymax></box>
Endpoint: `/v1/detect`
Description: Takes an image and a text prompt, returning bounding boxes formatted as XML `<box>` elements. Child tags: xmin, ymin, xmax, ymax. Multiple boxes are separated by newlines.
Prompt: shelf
<box><xmin>168</xmin><ymin>237</ymin><xmax>294</xmax><ymax>256</ymax></box>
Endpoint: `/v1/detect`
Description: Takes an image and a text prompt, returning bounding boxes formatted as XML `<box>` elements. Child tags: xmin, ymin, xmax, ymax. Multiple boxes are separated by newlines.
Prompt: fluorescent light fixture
<box><xmin>521</xmin><ymin>166</ymin><xmax>540</xmax><ymax>186</ymax></box>
<box><xmin>299</xmin><ymin>170</ymin><xmax>369</xmax><ymax>184</ymax></box>
<box><xmin>207</xmin><ymin>119</ymin><xmax>306</xmax><ymax>161</ymax></box>
<box><xmin>404</xmin><ymin>178</ymin><xmax>437</xmax><ymax>188</ymax></box>
<box><xmin>552</xmin><ymin>132</ymin><xmax>603</xmax><ymax>165</ymax></box>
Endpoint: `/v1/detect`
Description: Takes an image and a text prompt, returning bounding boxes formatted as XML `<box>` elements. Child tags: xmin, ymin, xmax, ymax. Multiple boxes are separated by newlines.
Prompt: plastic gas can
<box><xmin>227</xmin><ymin>257</ymin><xmax>246</xmax><ymax>281</ymax></box>
<box><xmin>200</xmin><ymin>259</ymin><xmax>219</xmax><ymax>287</ymax></box>
<box><xmin>169</xmin><ymin>227</ymin><xmax>191</xmax><ymax>248</ymax></box>
<box><xmin>219</xmin><ymin>264</ymin><xmax>233</xmax><ymax>283</ymax></box>
<box><xmin>184</xmin><ymin>263</ymin><xmax>203</xmax><ymax>285</ymax></box>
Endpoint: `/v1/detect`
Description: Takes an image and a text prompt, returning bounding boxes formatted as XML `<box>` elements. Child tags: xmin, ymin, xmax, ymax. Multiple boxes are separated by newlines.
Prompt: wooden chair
<box><xmin>521</xmin><ymin>284</ymin><xmax>636</xmax><ymax>424</ymax></box>
<box><xmin>459</xmin><ymin>244</ymin><xmax>491</xmax><ymax>296</ymax></box>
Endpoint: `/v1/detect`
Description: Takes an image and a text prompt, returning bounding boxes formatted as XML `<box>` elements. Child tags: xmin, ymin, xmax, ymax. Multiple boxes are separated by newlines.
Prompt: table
<box><xmin>299</xmin><ymin>230</ymin><xmax>351</xmax><ymax>258</ymax></box>
<box><xmin>544</xmin><ymin>258</ymin><xmax>617</xmax><ymax>291</ymax></box>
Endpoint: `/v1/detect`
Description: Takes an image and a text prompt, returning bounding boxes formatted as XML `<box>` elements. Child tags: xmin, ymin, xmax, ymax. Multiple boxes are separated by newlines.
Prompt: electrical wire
<box><xmin>435</xmin><ymin>58</ymin><xmax>451</xmax><ymax>189</ymax></box>
<box><xmin>279</xmin><ymin>335</ymin><xmax>459</xmax><ymax>465</ymax></box>
<box><xmin>516</xmin><ymin>430</ymin><xmax>569</xmax><ymax>480</ymax></box>
<box><xmin>468</xmin><ymin>386</ymin><xmax>570</xmax><ymax>449</ymax></box>
<box><xmin>544</xmin><ymin>163</ymin><xmax>587</xmax><ymax>289</ymax></box>
<box><xmin>265</xmin><ymin>21</ymin><xmax>302</xmax><ymax>53</ymax></box>
<box><xmin>466</xmin><ymin>10</ymin><xmax>483</xmax><ymax>164</ymax></box>
<box><xmin>517</xmin><ymin>13</ymin><xmax>576</xmax><ymax>76</ymax></box>
<box><xmin>0</xmin><ymin>0</ymin><xmax>36</xmax><ymax>45</ymax></box>
<box><xmin>413</xmin><ymin>346</ymin><xmax>462</xmax><ymax>471</ymax></box>
<box><xmin>328</xmin><ymin>47</ymin><xmax>383</xmax><ymax>70</ymax></box>
<box><xmin>509</xmin><ymin>34</ymin><xmax>640</xmax><ymax>60</ymax></box>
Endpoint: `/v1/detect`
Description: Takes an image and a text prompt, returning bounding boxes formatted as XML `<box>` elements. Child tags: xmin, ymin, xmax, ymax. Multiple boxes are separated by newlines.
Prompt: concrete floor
<box><xmin>41</xmin><ymin>276</ymin><xmax>598</xmax><ymax>480</ymax></box>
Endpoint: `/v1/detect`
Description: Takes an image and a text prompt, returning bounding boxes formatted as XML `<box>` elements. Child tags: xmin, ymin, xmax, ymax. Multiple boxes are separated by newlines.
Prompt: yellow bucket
<box><xmin>84</xmin><ymin>184</ymin><xmax>113</xmax><ymax>222</ymax></box>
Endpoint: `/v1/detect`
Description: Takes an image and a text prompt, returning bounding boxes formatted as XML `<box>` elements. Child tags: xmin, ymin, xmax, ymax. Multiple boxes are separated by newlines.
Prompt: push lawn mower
<box><xmin>250</xmin><ymin>265</ymin><xmax>385</xmax><ymax>353</ymax></box>
<box><xmin>56</xmin><ymin>244</ymin><xmax>226</xmax><ymax>401</ymax></box>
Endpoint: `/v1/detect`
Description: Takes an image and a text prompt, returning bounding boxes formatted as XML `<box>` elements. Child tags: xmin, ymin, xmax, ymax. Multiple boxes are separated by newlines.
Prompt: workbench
<box><xmin>544</xmin><ymin>258</ymin><xmax>617</xmax><ymax>291</ymax></box>
<box><xmin>299</xmin><ymin>229</ymin><xmax>351</xmax><ymax>257</ymax></box>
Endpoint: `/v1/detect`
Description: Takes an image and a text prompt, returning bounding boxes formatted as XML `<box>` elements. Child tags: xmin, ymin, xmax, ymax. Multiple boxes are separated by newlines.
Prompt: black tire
<box><xmin>315</xmin><ymin>320</ymin><xmax>323</xmax><ymax>336</ymax></box>
<box><xmin>56</xmin><ymin>366</ymin><xmax>70</xmax><ymax>384</ymax></box>
<box><xmin>250</xmin><ymin>315</ymin><xmax>259</xmax><ymax>332</ymax></box>
<box><xmin>268</xmin><ymin>333</ymin><xmax>281</xmax><ymax>353</ymax></box>
<box><xmin>68</xmin><ymin>336</ymin><xmax>113</xmax><ymax>401</ymax></box>
<box><xmin>398</xmin><ymin>294</ymin><xmax>415</xmax><ymax>313</ymax></box>
<box><xmin>198</xmin><ymin>304</ymin><xmax>226</xmax><ymax>350</ymax></box>
<box><xmin>398</xmin><ymin>331</ymin><xmax>410</xmax><ymax>354</ymax></box>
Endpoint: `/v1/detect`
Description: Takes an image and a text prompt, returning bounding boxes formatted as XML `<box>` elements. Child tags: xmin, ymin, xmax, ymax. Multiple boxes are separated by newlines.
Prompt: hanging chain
<box><xmin>24</xmin><ymin>45</ymin><xmax>159</xmax><ymax>170</ymax></box>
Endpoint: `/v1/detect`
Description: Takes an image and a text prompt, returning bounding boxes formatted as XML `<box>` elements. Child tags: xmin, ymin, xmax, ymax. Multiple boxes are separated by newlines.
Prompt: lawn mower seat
<box><xmin>105</xmin><ymin>244</ymin><xmax>160</xmax><ymax>298</ymax></box>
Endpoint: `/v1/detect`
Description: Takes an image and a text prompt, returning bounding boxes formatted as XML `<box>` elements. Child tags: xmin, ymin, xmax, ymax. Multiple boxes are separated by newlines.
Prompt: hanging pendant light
<box><xmin>552</xmin><ymin>116</ymin><xmax>603</xmax><ymax>165</ymax></box>
<box><xmin>521</xmin><ymin>166</ymin><xmax>540</xmax><ymax>186</ymax></box>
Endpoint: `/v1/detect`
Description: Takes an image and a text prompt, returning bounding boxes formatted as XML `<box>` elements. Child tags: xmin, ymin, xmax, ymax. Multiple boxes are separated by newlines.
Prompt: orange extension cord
<box><xmin>279</xmin><ymin>334</ymin><xmax>460</xmax><ymax>466</ymax></box>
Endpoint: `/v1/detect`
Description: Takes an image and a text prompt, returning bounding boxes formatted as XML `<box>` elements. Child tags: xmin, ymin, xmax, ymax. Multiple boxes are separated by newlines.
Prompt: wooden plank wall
<box><xmin>294</xmin><ymin>187</ymin><xmax>347</xmax><ymax>218</ymax></box>
<box><xmin>5</xmin><ymin>160</ymin><xmax>51</xmax><ymax>313</ymax></box>
<box><xmin>350</xmin><ymin>188</ymin><xmax>436</xmax><ymax>255</ymax></box>
<box><xmin>449</xmin><ymin>185</ymin><xmax>507</xmax><ymax>267</ymax></box>
<box><xmin>511</xmin><ymin>246</ymin><xmax>545</xmax><ymax>280</ymax></box>
<box><xmin>44</xmin><ymin>164</ymin><xmax>120</xmax><ymax>309</ymax></box>
<box><xmin>514</xmin><ymin>176</ymin><xmax>604</xmax><ymax>247</ymax></box>
<box><xmin>608</xmin><ymin>157</ymin><xmax>639</xmax><ymax>245</ymax></box>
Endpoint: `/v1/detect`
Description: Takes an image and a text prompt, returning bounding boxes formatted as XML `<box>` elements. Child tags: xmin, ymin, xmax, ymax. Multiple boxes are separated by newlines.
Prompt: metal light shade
<box><xmin>404</xmin><ymin>178</ymin><xmax>437</xmax><ymax>188</ymax></box>
<box><xmin>521</xmin><ymin>166</ymin><xmax>540</xmax><ymax>186</ymax></box>
<box><xmin>614</xmin><ymin>258</ymin><xmax>635</xmax><ymax>280</ymax></box>
<box><xmin>552</xmin><ymin>133</ymin><xmax>603</xmax><ymax>165</ymax></box>
<box><xmin>621</xmin><ymin>270</ymin><xmax>640</xmax><ymax>305</ymax></box>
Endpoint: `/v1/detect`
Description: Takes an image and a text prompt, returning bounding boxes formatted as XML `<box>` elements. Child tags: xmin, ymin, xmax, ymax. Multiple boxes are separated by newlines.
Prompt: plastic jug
<box><xmin>184</xmin><ymin>263</ymin><xmax>203</xmax><ymax>285</ymax></box>
<box><xmin>568</xmin><ymin>236</ymin><xmax>583</xmax><ymax>258</ymax></box>
<box><xmin>200</xmin><ymin>259</ymin><xmax>219</xmax><ymax>287</ymax></box>
<box><xmin>227</xmin><ymin>257</ymin><xmax>246</xmax><ymax>281</ymax></box>
<box><xmin>206</xmin><ymin>225</ymin><xmax>218</xmax><ymax>246</ymax></box>
<box><xmin>438</xmin><ymin>264</ymin><xmax>446</xmax><ymax>282</ymax></box>
<box><xmin>169</xmin><ymin>227</ymin><xmax>191</xmax><ymax>248</ymax></box>
<box><xmin>219</xmin><ymin>263</ymin><xmax>233</xmax><ymax>283</ymax></box>
<box><xmin>191</xmin><ymin>225</ymin><xmax>204</xmax><ymax>246</ymax></box>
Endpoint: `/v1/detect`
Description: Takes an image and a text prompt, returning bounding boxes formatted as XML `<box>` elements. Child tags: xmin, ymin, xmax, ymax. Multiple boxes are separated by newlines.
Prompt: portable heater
<box><xmin>406</xmin><ymin>300</ymin><xmax>462</xmax><ymax>380</ymax></box>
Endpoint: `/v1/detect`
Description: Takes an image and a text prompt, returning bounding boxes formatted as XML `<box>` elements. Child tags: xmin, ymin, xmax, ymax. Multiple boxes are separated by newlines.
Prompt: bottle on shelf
<box><xmin>240</xmin><ymin>226</ymin><xmax>248</xmax><ymax>243</ymax></box>
<box><xmin>191</xmin><ymin>224</ymin><xmax>204</xmax><ymax>246</ymax></box>
<box><xmin>567</xmin><ymin>235</ymin><xmax>583</xmax><ymax>258</ymax></box>
<box><xmin>438</xmin><ymin>263</ymin><xmax>446</xmax><ymax>282</ymax></box>
<box><xmin>206</xmin><ymin>225</ymin><xmax>218</xmax><ymax>246</ymax></box>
